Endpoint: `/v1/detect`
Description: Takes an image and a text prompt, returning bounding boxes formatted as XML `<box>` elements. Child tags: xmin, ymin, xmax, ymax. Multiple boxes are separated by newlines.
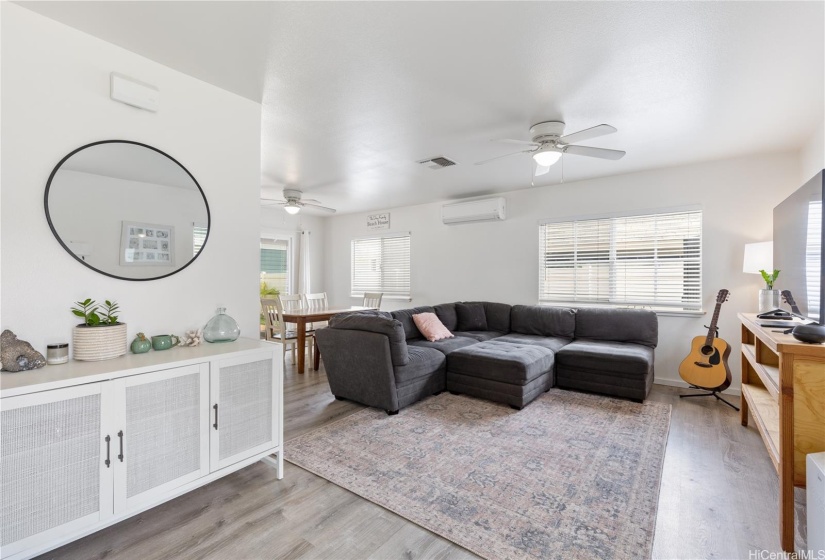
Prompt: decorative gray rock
<box><xmin>1</xmin><ymin>330</ymin><xmax>46</xmax><ymax>372</ymax></box>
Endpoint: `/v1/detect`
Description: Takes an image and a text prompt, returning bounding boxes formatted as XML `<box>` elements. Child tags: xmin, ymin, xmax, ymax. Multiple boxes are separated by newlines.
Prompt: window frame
<box><xmin>260</xmin><ymin>231</ymin><xmax>294</xmax><ymax>295</ymax></box>
<box><xmin>350</xmin><ymin>231</ymin><xmax>412</xmax><ymax>300</ymax></box>
<box><xmin>538</xmin><ymin>206</ymin><xmax>703</xmax><ymax>313</ymax></box>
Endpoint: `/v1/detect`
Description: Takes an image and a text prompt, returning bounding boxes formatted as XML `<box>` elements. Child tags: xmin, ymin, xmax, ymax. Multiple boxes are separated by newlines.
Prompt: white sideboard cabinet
<box><xmin>0</xmin><ymin>339</ymin><xmax>282</xmax><ymax>560</ymax></box>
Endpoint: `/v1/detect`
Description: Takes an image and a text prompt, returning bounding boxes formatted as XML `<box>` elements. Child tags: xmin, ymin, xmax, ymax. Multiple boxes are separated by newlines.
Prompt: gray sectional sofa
<box><xmin>315</xmin><ymin>301</ymin><xmax>657</xmax><ymax>414</ymax></box>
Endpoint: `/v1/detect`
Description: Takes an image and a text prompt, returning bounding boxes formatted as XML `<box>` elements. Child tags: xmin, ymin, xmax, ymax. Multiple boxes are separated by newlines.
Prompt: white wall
<box><xmin>800</xmin><ymin>122</ymin><xmax>824</xmax><ymax>182</ymax></box>
<box><xmin>1</xmin><ymin>4</ymin><xmax>262</xmax><ymax>355</ymax></box>
<box><xmin>323</xmin><ymin>153</ymin><xmax>802</xmax><ymax>392</ymax></box>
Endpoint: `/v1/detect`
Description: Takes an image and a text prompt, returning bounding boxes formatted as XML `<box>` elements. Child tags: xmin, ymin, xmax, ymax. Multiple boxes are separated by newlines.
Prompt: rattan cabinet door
<box><xmin>112</xmin><ymin>364</ymin><xmax>210</xmax><ymax>514</ymax></box>
<box><xmin>210</xmin><ymin>350</ymin><xmax>279</xmax><ymax>471</ymax></box>
<box><xmin>0</xmin><ymin>383</ymin><xmax>114</xmax><ymax>558</ymax></box>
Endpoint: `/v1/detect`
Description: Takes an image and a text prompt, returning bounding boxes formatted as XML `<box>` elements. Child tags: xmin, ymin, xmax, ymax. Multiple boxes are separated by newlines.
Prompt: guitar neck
<box><xmin>704</xmin><ymin>302</ymin><xmax>723</xmax><ymax>346</ymax></box>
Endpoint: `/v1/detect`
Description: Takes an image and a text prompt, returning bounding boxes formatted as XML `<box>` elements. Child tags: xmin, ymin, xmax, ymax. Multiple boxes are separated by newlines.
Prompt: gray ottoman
<box><xmin>446</xmin><ymin>340</ymin><xmax>555</xmax><ymax>409</ymax></box>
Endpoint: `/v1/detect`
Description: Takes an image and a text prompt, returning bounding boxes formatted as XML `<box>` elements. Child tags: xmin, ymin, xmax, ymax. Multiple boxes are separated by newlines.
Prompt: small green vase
<box><xmin>130</xmin><ymin>333</ymin><xmax>151</xmax><ymax>354</ymax></box>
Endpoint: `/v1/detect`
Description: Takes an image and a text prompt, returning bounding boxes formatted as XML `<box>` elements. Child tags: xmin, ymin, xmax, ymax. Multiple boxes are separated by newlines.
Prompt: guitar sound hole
<box><xmin>701</xmin><ymin>345</ymin><xmax>715</xmax><ymax>356</ymax></box>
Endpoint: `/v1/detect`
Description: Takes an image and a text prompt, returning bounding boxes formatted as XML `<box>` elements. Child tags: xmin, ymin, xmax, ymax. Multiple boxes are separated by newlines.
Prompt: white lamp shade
<box><xmin>743</xmin><ymin>241</ymin><xmax>773</xmax><ymax>274</ymax></box>
<box><xmin>533</xmin><ymin>149</ymin><xmax>562</xmax><ymax>167</ymax></box>
<box><xmin>284</xmin><ymin>204</ymin><xmax>301</xmax><ymax>215</ymax></box>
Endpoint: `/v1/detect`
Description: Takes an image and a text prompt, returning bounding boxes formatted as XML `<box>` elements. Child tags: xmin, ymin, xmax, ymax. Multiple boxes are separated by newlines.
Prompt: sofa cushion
<box><xmin>574</xmin><ymin>308</ymin><xmax>658</xmax><ymax>348</ymax></box>
<box><xmin>495</xmin><ymin>333</ymin><xmax>571</xmax><ymax>353</ymax></box>
<box><xmin>452</xmin><ymin>330</ymin><xmax>507</xmax><ymax>342</ymax></box>
<box><xmin>510</xmin><ymin>305</ymin><xmax>576</xmax><ymax>338</ymax></box>
<box><xmin>408</xmin><ymin>336</ymin><xmax>478</xmax><ymax>355</ymax></box>
<box><xmin>556</xmin><ymin>340</ymin><xmax>654</xmax><ymax>376</ymax></box>
<box><xmin>433</xmin><ymin>303</ymin><xmax>458</xmax><ymax>331</ymax></box>
<box><xmin>413</xmin><ymin>312</ymin><xmax>454</xmax><ymax>342</ymax></box>
<box><xmin>456</xmin><ymin>303</ymin><xmax>487</xmax><ymax>331</ymax></box>
<box><xmin>447</xmin><ymin>340</ymin><xmax>554</xmax><ymax>385</ymax></box>
<box><xmin>463</xmin><ymin>301</ymin><xmax>512</xmax><ymax>332</ymax></box>
<box><xmin>328</xmin><ymin>311</ymin><xmax>409</xmax><ymax>366</ymax></box>
<box><xmin>391</xmin><ymin>306</ymin><xmax>435</xmax><ymax>340</ymax></box>
<box><xmin>393</xmin><ymin>345</ymin><xmax>446</xmax><ymax>385</ymax></box>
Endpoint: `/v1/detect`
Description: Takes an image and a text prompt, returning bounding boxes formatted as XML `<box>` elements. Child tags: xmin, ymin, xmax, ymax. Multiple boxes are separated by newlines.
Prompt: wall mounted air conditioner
<box><xmin>442</xmin><ymin>197</ymin><xmax>506</xmax><ymax>225</ymax></box>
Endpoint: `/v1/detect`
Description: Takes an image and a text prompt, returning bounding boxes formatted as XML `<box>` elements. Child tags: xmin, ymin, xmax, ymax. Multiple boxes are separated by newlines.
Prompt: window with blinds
<box><xmin>539</xmin><ymin>209</ymin><xmax>702</xmax><ymax>311</ymax></box>
<box><xmin>351</xmin><ymin>233</ymin><xmax>411</xmax><ymax>298</ymax></box>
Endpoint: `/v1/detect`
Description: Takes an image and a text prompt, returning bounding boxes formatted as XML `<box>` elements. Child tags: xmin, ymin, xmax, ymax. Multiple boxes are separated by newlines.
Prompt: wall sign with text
<box><xmin>367</xmin><ymin>213</ymin><xmax>390</xmax><ymax>230</ymax></box>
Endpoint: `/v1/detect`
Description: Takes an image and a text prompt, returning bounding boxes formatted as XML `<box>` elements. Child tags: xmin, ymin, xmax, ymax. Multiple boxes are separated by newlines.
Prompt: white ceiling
<box><xmin>19</xmin><ymin>1</ymin><xmax>825</xmax><ymax>215</ymax></box>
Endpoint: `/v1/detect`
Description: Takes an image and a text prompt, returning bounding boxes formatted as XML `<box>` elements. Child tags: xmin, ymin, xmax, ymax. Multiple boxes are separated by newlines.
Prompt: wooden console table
<box><xmin>739</xmin><ymin>313</ymin><xmax>825</xmax><ymax>552</ymax></box>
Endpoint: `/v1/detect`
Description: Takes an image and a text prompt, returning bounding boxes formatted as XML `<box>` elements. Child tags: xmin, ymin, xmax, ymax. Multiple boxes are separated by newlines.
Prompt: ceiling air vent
<box><xmin>418</xmin><ymin>156</ymin><xmax>457</xmax><ymax>170</ymax></box>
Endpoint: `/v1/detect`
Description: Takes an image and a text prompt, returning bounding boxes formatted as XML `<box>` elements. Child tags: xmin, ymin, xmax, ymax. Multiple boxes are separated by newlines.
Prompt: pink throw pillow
<box><xmin>413</xmin><ymin>312</ymin><xmax>454</xmax><ymax>342</ymax></box>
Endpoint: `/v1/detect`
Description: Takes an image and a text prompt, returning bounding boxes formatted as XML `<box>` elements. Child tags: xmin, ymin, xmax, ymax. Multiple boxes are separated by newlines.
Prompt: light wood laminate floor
<box><xmin>39</xmin><ymin>359</ymin><xmax>806</xmax><ymax>560</ymax></box>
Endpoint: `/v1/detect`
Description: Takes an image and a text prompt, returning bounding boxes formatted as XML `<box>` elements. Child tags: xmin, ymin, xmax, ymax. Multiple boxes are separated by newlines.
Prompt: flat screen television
<box><xmin>773</xmin><ymin>170</ymin><xmax>824</xmax><ymax>323</ymax></box>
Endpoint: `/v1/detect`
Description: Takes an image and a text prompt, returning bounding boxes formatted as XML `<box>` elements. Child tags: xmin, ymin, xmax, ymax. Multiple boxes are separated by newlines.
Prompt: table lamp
<box><xmin>743</xmin><ymin>241</ymin><xmax>779</xmax><ymax>313</ymax></box>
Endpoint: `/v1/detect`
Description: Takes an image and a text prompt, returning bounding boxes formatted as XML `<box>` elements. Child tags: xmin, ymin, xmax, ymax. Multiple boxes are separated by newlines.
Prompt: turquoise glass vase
<box><xmin>203</xmin><ymin>307</ymin><xmax>240</xmax><ymax>343</ymax></box>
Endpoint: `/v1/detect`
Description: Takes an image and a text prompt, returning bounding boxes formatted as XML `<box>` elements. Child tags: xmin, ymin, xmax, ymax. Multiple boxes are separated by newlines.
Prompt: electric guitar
<box><xmin>678</xmin><ymin>289</ymin><xmax>732</xmax><ymax>391</ymax></box>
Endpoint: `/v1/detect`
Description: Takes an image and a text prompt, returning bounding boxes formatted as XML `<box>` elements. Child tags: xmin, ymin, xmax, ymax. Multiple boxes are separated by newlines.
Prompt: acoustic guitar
<box><xmin>678</xmin><ymin>289</ymin><xmax>732</xmax><ymax>391</ymax></box>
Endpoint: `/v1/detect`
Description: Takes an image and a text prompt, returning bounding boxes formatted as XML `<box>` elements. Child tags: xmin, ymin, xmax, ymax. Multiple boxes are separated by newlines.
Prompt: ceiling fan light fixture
<box><xmin>532</xmin><ymin>148</ymin><xmax>562</xmax><ymax>167</ymax></box>
<box><xmin>284</xmin><ymin>202</ymin><xmax>301</xmax><ymax>215</ymax></box>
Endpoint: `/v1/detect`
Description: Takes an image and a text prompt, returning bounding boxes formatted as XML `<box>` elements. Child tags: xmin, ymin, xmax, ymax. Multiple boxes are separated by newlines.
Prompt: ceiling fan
<box><xmin>475</xmin><ymin>121</ymin><xmax>626</xmax><ymax>178</ymax></box>
<box><xmin>261</xmin><ymin>188</ymin><xmax>336</xmax><ymax>215</ymax></box>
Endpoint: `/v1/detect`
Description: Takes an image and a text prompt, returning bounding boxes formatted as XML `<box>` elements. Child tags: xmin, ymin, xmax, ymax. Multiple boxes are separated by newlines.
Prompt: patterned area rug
<box><xmin>286</xmin><ymin>390</ymin><xmax>671</xmax><ymax>559</ymax></box>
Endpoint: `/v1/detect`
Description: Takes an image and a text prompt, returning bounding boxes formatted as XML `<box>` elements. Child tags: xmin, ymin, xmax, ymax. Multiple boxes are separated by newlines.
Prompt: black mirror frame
<box><xmin>44</xmin><ymin>139</ymin><xmax>211</xmax><ymax>281</ymax></box>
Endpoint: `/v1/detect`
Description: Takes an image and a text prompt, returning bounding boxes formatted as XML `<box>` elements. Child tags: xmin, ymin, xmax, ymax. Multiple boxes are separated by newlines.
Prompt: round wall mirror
<box><xmin>45</xmin><ymin>140</ymin><xmax>210</xmax><ymax>281</ymax></box>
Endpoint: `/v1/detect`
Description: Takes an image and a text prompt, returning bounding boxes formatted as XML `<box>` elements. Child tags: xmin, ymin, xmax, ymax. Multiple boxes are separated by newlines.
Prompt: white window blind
<box><xmin>193</xmin><ymin>224</ymin><xmax>208</xmax><ymax>256</ymax></box>
<box><xmin>351</xmin><ymin>233</ymin><xmax>411</xmax><ymax>298</ymax></box>
<box><xmin>806</xmin><ymin>200</ymin><xmax>822</xmax><ymax>321</ymax></box>
<box><xmin>539</xmin><ymin>209</ymin><xmax>702</xmax><ymax>310</ymax></box>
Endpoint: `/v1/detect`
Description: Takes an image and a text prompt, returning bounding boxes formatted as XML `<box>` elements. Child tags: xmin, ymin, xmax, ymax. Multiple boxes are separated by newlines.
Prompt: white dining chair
<box><xmin>303</xmin><ymin>292</ymin><xmax>329</xmax><ymax>329</ymax></box>
<box><xmin>279</xmin><ymin>293</ymin><xmax>315</xmax><ymax>337</ymax></box>
<box><xmin>261</xmin><ymin>298</ymin><xmax>314</xmax><ymax>366</ymax></box>
<box><xmin>278</xmin><ymin>293</ymin><xmax>304</xmax><ymax>312</ymax></box>
<box><xmin>363</xmin><ymin>292</ymin><xmax>383</xmax><ymax>309</ymax></box>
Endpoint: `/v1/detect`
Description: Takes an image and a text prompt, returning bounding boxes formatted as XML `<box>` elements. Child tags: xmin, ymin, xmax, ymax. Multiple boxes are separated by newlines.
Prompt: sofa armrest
<box><xmin>315</xmin><ymin>328</ymin><xmax>400</xmax><ymax>412</ymax></box>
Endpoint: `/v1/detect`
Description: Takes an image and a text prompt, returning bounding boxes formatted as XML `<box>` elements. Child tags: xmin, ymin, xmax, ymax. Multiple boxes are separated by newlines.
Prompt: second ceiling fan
<box><xmin>476</xmin><ymin>121</ymin><xmax>626</xmax><ymax>178</ymax></box>
<box><xmin>261</xmin><ymin>188</ymin><xmax>336</xmax><ymax>215</ymax></box>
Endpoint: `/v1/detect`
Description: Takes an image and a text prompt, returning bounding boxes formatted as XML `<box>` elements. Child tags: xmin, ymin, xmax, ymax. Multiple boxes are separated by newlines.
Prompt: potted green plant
<box><xmin>71</xmin><ymin>298</ymin><xmax>128</xmax><ymax>361</ymax></box>
<box><xmin>758</xmin><ymin>269</ymin><xmax>781</xmax><ymax>313</ymax></box>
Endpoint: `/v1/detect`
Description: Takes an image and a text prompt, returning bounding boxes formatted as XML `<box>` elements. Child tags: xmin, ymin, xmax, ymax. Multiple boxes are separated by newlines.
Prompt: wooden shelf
<box><xmin>738</xmin><ymin>312</ymin><xmax>825</xmax><ymax>552</ymax></box>
<box><xmin>741</xmin><ymin>384</ymin><xmax>780</xmax><ymax>471</ymax></box>
<box><xmin>741</xmin><ymin>343</ymin><xmax>779</xmax><ymax>399</ymax></box>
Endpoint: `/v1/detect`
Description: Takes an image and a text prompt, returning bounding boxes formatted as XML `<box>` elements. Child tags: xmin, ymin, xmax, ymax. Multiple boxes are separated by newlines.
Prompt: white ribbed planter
<box><xmin>72</xmin><ymin>323</ymin><xmax>128</xmax><ymax>361</ymax></box>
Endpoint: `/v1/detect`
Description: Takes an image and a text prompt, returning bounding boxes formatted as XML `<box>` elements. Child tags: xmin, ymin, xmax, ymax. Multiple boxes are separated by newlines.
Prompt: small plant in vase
<box><xmin>759</xmin><ymin>269</ymin><xmax>780</xmax><ymax>290</ymax></box>
<box><xmin>70</xmin><ymin>298</ymin><xmax>128</xmax><ymax>361</ymax></box>
<box><xmin>758</xmin><ymin>269</ymin><xmax>781</xmax><ymax>313</ymax></box>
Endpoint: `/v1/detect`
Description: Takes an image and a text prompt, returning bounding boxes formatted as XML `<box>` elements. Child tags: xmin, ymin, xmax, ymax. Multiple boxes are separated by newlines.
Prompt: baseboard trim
<box><xmin>653</xmin><ymin>378</ymin><xmax>741</xmax><ymax>397</ymax></box>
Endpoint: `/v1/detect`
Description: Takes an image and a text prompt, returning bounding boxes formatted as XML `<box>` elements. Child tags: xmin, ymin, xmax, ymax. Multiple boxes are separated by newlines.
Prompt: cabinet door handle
<box><xmin>117</xmin><ymin>430</ymin><xmax>124</xmax><ymax>462</ymax></box>
<box><xmin>213</xmin><ymin>403</ymin><xmax>219</xmax><ymax>430</ymax></box>
<box><xmin>105</xmin><ymin>435</ymin><xmax>111</xmax><ymax>468</ymax></box>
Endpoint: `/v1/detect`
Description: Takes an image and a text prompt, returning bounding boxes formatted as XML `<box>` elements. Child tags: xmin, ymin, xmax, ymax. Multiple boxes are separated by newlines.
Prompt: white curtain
<box><xmin>297</xmin><ymin>230</ymin><xmax>311</xmax><ymax>294</ymax></box>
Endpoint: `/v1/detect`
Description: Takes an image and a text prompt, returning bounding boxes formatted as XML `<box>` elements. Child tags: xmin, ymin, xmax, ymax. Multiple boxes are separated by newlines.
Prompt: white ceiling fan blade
<box><xmin>564</xmin><ymin>145</ymin><xmax>626</xmax><ymax>160</ymax></box>
<box><xmin>559</xmin><ymin>124</ymin><xmax>617</xmax><ymax>145</ymax></box>
<box><xmin>303</xmin><ymin>202</ymin><xmax>337</xmax><ymax>213</ymax></box>
<box><xmin>261</xmin><ymin>198</ymin><xmax>287</xmax><ymax>205</ymax></box>
<box><xmin>474</xmin><ymin>149</ymin><xmax>533</xmax><ymax>166</ymax></box>
<box><xmin>534</xmin><ymin>163</ymin><xmax>551</xmax><ymax>177</ymax></box>
<box><xmin>493</xmin><ymin>138</ymin><xmax>541</xmax><ymax>147</ymax></box>
<box><xmin>302</xmin><ymin>198</ymin><xmax>322</xmax><ymax>204</ymax></box>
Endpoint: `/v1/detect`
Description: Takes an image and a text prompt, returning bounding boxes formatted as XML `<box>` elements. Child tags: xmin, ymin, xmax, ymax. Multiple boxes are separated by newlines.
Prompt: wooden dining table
<box><xmin>281</xmin><ymin>306</ymin><xmax>376</xmax><ymax>374</ymax></box>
